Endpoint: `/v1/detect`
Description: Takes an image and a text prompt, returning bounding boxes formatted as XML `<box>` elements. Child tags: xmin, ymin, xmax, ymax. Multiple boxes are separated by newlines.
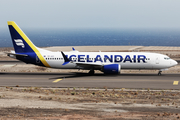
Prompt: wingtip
<box><xmin>61</xmin><ymin>51</ymin><xmax>70</xmax><ymax>65</ymax></box>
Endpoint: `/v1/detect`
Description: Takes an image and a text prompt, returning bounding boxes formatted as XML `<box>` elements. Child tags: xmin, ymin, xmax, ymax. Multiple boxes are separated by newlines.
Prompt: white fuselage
<box><xmin>39</xmin><ymin>50</ymin><xmax>177</xmax><ymax>70</ymax></box>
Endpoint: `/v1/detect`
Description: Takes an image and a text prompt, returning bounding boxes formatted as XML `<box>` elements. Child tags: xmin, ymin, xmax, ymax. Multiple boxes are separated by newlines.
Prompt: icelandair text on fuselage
<box><xmin>66</xmin><ymin>55</ymin><xmax>147</xmax><ymax>63</ymax></box>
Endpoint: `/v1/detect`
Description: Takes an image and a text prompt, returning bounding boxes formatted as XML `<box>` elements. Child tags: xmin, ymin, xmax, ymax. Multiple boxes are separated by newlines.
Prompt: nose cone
<box><xmin>172</xmin><ymin>60</ymin><xmax>178</xmax><ymax>66</ymax></box>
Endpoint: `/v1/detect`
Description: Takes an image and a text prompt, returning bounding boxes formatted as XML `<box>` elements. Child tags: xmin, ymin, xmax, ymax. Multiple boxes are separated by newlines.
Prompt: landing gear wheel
<box><xmin>158</xmin><ymin>71</ymin><xmax>162</xmax><ymax>76</ymax></box>
<box><xmin>88</xmin><ymin>70</ymin><xmax>94</xmax><ymax>75</ymax></box>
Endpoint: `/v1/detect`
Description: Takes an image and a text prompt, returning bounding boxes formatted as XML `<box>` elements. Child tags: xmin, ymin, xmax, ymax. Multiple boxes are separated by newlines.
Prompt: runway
<box><xmin>0</xmin><ymin>72</ymin><xmax>179</xmax><ymax>89</ymax></box>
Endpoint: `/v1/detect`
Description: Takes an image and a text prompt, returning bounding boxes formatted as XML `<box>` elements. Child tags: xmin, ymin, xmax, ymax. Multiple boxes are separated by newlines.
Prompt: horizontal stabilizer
<box><xmin>6</xmin><ymin>52</ymin><xmax>28</xmax><ymax>57</ymax></box>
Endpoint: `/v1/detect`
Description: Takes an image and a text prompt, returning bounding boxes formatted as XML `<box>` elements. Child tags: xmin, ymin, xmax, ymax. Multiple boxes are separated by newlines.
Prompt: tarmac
<box><xmin>0</xmin><ymin>72</ymin><xmax>179</xmax><ymax>89</ymax></box>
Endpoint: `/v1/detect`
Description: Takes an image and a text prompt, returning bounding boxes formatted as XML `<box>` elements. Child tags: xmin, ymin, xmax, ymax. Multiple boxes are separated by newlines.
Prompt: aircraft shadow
<box><xmin>49</xmin><ymin>73</ymin><xmax>106</xmax><ymax>80</ymax></box>
<box><xmin>0</xmin><ymin>72</ymin><xmax>73</xmax><ymax>76</ymax></box>
<box><xmin>48</xmin><ymin>72</ymin><xmax>163</xmax><ymax>80</ymax></box>
<box><xmin>0</xmin><ymin>72</ymin><xmax>177</xmax><ymax>81</ymax></box>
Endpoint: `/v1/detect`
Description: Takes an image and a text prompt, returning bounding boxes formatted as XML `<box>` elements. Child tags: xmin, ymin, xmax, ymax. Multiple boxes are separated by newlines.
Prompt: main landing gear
<box><xmin>88</xmin><ymin>70</ymin><xmax>94</xmax><ymax>75</ymax></box>
<box><xmin>158</xmin><ymin>71</ymin><xmax>162</xmax><ymax>76</ymax></box>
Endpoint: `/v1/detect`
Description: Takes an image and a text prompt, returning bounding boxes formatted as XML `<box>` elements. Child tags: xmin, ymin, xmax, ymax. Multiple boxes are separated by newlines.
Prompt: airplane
<box><xmin>6</xmin><ymin>21</ymin><xmax>178</xmax><ymax>75</ymax></box>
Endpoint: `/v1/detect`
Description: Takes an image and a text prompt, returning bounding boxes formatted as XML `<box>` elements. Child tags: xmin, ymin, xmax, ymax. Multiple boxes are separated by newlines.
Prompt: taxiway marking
<box><xmin>173</xmin><ymin>81</ymin><xmax>179</xmax><ymax>85</ymax></box>
<box><xmin>53</xmin><ymin>79</ymin><xmax>62</xmax><ymax>83</ymax></box>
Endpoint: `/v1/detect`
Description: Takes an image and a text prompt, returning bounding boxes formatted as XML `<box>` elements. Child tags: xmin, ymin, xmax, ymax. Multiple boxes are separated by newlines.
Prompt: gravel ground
<box><xmin>0</xmin><ymin>87</ymin><xmax>180</xmax><ymax>119</ymax></box>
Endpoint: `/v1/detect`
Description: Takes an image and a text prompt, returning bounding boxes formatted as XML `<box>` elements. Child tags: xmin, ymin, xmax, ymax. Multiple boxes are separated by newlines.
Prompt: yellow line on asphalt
<box><xmin>173</xmin><ymin>81</ymin><xmax>179</xmax><ymax>85</ymax></box>
<box><xmin>53</xmin><ymin>79</ymin><xmax>62</xmax><ymax>83</ymax></box>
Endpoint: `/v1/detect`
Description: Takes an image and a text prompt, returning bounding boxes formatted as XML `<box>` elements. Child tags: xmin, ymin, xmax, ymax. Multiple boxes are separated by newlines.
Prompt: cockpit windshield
<box><xmin>164</xmin><ymin>57</ymin><xmax>170</xmax><ymax>60</ymax></box>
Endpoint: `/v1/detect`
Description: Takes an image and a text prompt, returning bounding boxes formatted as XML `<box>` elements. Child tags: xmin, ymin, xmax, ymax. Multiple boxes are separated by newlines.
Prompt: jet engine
<box><xmin>103</xmin><ymin>64</ymin><xmax>121</xmax><ymax>74</ymax></box>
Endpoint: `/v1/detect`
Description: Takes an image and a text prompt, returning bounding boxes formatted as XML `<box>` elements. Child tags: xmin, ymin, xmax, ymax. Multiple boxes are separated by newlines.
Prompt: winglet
<box><xmin>72</xmin><ymin>47</ymin><xmax>75</xmax><ymax>51</ymax></box>
<box><xmin>61</xmin><ymin>51</ymin><xmax>70</xmax><ymax>65</ymax></box>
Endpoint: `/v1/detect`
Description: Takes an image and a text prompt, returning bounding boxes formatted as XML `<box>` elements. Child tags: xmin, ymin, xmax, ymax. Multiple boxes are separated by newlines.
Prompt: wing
<box><xmin>76</xmin><ymin>62</ymin><xmax>102</xmax><ymax>66</ymax></box>
<box><xmin>75</xmin><ymin>62</ymin><xmax>103</xmax><ymax>70</ymax></box>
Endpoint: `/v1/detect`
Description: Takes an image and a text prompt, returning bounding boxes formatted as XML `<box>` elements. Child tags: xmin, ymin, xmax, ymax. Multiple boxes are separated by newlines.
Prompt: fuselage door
<box><xmin>155</xmin><ymin>56</ymin><xmax>159</xmax><ymax>64</ymax></box>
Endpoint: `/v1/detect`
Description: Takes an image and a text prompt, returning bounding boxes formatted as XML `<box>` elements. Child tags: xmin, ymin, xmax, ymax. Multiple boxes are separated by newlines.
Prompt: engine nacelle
<box><xmin>103</xmin><ymin>64</ymin><xmax>121</xmax><ymax>74</ymax></box>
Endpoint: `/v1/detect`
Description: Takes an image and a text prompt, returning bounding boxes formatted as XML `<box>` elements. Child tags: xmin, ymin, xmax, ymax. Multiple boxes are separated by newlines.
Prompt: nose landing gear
<box><xmin>158</xmin><ymin>71</ymin><xmax>162</xmax><ymax>76</ymax></box>
<box><xmin>88</xmin><ymin>70</ymin><xmax>94</xmax><ymax>75</ymax></box>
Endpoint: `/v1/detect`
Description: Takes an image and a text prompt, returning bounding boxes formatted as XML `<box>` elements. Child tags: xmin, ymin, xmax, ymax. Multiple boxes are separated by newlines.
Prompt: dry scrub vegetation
<box><xmin>0</xmin><ymin>87</ymin><xmax>180</xmax><ymax>120</ymax></box>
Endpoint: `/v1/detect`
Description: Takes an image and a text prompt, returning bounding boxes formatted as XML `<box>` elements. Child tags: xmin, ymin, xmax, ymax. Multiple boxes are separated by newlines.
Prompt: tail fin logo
<box><xmin>14</xmin><ymin>39</ymin><xmax>25</xmax><ymax>48</ymax></box>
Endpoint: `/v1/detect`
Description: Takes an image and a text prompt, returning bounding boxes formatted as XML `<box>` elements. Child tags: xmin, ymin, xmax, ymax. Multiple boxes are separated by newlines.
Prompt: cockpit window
<box><xmin>164</xmin><ymin>57</ymin><xmax>170</xmax><ymax>60</ymax></box>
